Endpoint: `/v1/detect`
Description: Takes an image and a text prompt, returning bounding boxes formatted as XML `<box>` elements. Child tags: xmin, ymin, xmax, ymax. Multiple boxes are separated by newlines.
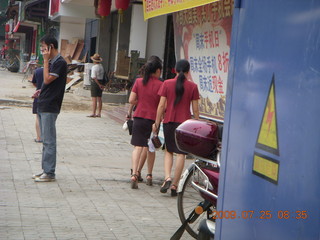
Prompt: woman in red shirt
<box><xmin>128</xmin><ymin>57</ymin><xmax>163</xmax><ymax>189</ymax></box>
<box><xmin>153</xmin><ymin>59</ymin><xmax>200</xmax><ymax>196</ymax></box>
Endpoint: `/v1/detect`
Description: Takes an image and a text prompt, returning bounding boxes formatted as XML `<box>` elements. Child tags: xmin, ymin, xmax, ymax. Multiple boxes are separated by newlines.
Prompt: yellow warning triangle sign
<box><xmin>256</xmin><ymin>75</ymin><xmax>279</xmax><ymax>155</ymax></box>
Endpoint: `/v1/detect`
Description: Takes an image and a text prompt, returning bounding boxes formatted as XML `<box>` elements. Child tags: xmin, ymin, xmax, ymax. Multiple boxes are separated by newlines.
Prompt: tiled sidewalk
<box><xmin>0</xmin><ymin>71</ymin><xmax>194</xmax><ymax>240</ymax></box>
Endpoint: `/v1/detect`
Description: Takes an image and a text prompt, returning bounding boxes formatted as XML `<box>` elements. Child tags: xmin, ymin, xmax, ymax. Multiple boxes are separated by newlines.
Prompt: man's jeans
<box><xmin>38</xmin><ymin>112</ymin><xmax>58</xmax><ymax>176</ymax></box>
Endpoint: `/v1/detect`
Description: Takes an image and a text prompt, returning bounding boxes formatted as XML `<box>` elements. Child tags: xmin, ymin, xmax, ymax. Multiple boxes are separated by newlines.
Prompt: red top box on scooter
<box><xmin>175</xmin><ymin>119</ymin><xmax>219</xmax><ymax>158</ymax></box>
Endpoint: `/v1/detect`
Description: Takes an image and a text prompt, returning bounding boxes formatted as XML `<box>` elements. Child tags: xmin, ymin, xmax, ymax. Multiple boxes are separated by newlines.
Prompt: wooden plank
<box><xmin>60</xmin><ymin>39</ymin><xmax>69</xmax><ymax>58</ymax></box>
<box><xmin>65</xmin><ymin>76</ymin><xmax>81</xmax><ymax>90</ymax></box>
<box><xmin>65</xmin><ymin>44</ymin><xmax>73</xmax><ymax>58</ymax></box>
<box><xmin>80</xmin><ymin>52</ymin><xmax>87</xmax><ymax>63</ymax></box>
<box><xmin>64</xmin><ymin>40</ymin><xmax>78</xmax><ymax>60</ymax></box>
<box><xmin>69</xmin><ymin>39</ymin><xmax>79</xmax><ymax>59</ymax></box>
<box><xmin>64</xmin><ymin>55</ymin><xmax>72</xmax><ymax>64</ymax></box>
<box><xmin>73</xmin><ymin>41</ymin><xmax>84</xmax><ymax>60</ymax></box>
<box><xmin>114</xmin><ymin>74</ymin><xmax>129</xmax><ymax>80</ymax></box>
<box><xmin>116</xmin><ymin>50</ymin><xmax>130</xmax><ymax>77</ymax></box>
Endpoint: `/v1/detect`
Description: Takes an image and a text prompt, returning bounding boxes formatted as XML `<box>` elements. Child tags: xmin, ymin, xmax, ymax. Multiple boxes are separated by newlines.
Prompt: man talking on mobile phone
<box><xmin>33</xmin><ymin>34</ymin><xmax>67</xmax><ymax>182</ymax></box>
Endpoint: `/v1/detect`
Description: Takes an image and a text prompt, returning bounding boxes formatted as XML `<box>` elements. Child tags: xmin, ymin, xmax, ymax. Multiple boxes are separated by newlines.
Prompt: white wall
<box><xmin>58</xmin><ymin>3</ymin><xmax>96</xmax><ymax>19</ymax></box>
<box><xmin>146</xmin><ymin>15</ymin><xmax>167</xmax><ymax>61</ymax></box>
<box><xmin>59</xmin><ymin>21</ymin><xmax>85</xmax><ymax>46</ymax></box>
<box><xmin>129</xmin><ymin>4</ymin><xmax>148</xmax><ymax>58</ymax></box>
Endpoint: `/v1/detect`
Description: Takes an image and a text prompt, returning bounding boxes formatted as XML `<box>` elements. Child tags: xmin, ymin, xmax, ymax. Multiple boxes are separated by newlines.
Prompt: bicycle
<box><xmin>0</xmin><ymin>56</ymin><xmax>10</xmax><ymax>71</ymax></box>
<box><xmin>104</xmin><ymin>71</ymin><xmax>127</xmax><ymax>93</ymax></box>
<box><xmin>6</xmin><ymin>55</ymin><xmax>20</xmax><ymax>73</ymax></box>
<box><xmin>22</xmin><ymin>60</ymin><xmax>38</xmax><ymax>82</ymax></box>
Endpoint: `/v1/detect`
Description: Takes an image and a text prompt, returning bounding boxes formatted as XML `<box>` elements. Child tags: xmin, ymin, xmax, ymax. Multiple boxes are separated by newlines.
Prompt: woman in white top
<box><xmin>88</xmin><ymin>53</ymin><xmax>105</xmax><ymax>117</ymax></box>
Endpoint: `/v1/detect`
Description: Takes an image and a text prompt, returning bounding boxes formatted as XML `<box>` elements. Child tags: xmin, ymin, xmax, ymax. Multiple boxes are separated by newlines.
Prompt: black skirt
<box><xmin>131</xmin><ymin>117</ymin><xmax>154</xmax><ymax>147</ymax></box>
<box><xmin>163</xmin><ymin>122</ymin><xmax>187</xmax><ymax>154</ymax></box>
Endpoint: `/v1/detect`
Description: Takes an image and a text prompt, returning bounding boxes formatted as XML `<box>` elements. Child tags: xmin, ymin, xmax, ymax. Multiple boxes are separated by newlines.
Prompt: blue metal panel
<box><xmin>217</xmin><ymin>0</ymin><xmax>320</xmax><ymax>239</ymax></box>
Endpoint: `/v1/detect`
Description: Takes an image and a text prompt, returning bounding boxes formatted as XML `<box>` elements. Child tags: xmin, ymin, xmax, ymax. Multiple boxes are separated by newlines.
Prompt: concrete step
<box><xmin>73</xmin><ymin>85</ymin><xmax>128</xmax><ymax>104</ymax></box>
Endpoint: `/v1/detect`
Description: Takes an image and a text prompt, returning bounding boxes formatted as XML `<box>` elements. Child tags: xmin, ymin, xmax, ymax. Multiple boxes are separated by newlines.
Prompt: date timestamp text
<box><xmin>212</xmin><ymin>210</ymin><xmax>308</xmax><ymax>220</ymax></box>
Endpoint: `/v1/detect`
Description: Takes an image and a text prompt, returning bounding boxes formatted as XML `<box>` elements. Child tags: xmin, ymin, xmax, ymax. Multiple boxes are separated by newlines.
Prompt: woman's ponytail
<box><xmin>142</xmin><ymin>56</ymin><xmax>162</xmax><ymax>85</ymax></box>
<box><xmin>143</xmin><ymin>62</ymin><xmax>152</xmax><ymax>85</ymax></box>
<box><xmin>174</xmin><ymin>59</ymin><xmax>190</xmax><ymax>106</ymax></box>
<box><xmin>174</xmin><ymin>71</ymin><xmax>185</xmax><ymax>105</ymax></box>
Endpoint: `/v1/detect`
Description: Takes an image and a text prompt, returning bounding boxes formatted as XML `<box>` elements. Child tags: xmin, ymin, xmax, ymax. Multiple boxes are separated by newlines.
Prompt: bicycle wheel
<box><xmin>0</xmin><ymin>60</ymin><xmax>7</xmax><ymax>71</ymax></box>
<box><xmin>177</xmin><ymin>167</ymin><xmax>216</xmax><ymax>239</ymax></box>
<box><xmin>7</xmin><ymin>61</ymin><xmax>19</xmax><ymax>72</ymax></box>
<box><xmin>108</xmin><ymin>86</ymin><xmax>121</xmax><ymax>93</ymax></box>
<box><xmin>0</xmin><ymin>65</ymin><xmax>6</xmax><ymax>71</ymax></box>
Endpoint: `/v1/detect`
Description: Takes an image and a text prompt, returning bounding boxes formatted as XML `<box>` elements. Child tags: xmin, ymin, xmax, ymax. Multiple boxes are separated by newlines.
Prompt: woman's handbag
<box><xmin>127</xmin><ymin>119</ymin><xmax>133</xmax><ymax>135</ymax></box>
<box><xmin>151</xmin><ymin>125</ymin><xmax>162</xmax><ymax>149</ymax></box>
<box><xmin>151</xmin><ymin>134</ymin><xmax>162</xmax><ymax>149</ymax></box>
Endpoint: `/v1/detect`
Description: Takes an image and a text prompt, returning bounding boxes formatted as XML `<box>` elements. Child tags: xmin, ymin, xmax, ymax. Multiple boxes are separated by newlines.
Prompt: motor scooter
<box><xmin>171</xmin><ymin>119</ymin><xmax>222</xmax><ymax>240</ymax></box>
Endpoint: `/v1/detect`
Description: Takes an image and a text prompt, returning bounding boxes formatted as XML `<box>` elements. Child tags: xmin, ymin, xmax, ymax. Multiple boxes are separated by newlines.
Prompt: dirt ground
<box><xmin>0</xmin><ymin>72</ymin><xmax>93</xmax><ymax>112</ymax></box>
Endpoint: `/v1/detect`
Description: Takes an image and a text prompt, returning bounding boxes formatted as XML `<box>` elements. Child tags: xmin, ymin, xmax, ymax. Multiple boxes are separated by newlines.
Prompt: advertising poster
<box><xmin>173</xmin><ymin>0</ymin><xmax>233</xmax><ymax>121</ymax></box>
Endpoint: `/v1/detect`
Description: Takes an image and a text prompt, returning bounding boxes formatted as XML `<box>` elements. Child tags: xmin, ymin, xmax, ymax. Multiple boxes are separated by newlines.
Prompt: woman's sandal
<box><xmin>131</xmin><ymin>174</ymin><xmax>138</xmax><ymax>189</ymax></box>
<box><xmin>137</xmin><ymin>171</ymin><xmax>143</xmax><ymax>182</ymax></box>
<box><xmin>146</xmin><ymin>174</ymin><xmax>153</xmax><ymax>186</ymax></box>
<box><xmin>131</xmin><ymin>169</ymin><xmax>143</xmax><ymax>182</ymax></box>
<box><xmin>160</xmin><ymin>178</ymin><xmax>172</xmax><ymax>193</ymax></box>
<box><xmin>171</xmin><ymin>184</ymin><xmax>178</xmax><ymax>197</ymax></box>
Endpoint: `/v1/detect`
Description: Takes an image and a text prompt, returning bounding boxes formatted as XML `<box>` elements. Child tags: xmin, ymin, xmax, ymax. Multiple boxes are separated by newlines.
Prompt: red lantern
<box><xmin>97</xmin><ymin>0</ymin><xmax>111</xmax><ymax>18</ymax></box>
<box><xmin>115</xmin><ymin>0</ymin><xmax>130</xmax><ymax>12</ymax></box>
<box><xmin>115</xmin><ymin>0</ymin><xmax>130</xmax><ymax>22</ymax></box>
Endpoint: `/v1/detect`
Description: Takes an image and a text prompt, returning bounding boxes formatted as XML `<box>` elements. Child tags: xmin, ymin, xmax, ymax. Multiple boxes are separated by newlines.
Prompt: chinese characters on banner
<box><xmin>173</xmin><ymin>0</ymin><xmax>233</xmax><ymax>121</ymax></box>
<box><xmin>143</xmin><ymin>0</ymin><xmax>220</xmax><ymax>20</ymax></box>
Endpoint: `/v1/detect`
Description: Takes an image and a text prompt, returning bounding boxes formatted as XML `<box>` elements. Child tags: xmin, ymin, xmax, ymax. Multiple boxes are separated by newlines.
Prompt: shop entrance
<box><xmin>163</xmin><ymin>15</ymin><xmax>176</xmax><ymax>80</ymax></box>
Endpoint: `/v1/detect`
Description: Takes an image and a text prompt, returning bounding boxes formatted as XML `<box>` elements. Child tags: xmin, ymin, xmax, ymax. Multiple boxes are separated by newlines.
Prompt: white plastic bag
<box><xmin>122</xmin><ymin>121</ymin><xmax>128</xmax><ymax>130</ymax></box>
<box><xmin>148</xmin><ymin>137</ymin><xmax>155</xmax><ymax>152</ymax></box>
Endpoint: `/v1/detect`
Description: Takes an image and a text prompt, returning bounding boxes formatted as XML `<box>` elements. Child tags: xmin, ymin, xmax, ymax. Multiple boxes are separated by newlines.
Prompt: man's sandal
<box><xmin>160</xmin><ymin>178</ymin><xmax>172</xmax><ymax>193</ymax></box>
<box><xmin>146</xmin><ymin>174</ymin><xmax>153</xmax><ymax>186</ymax></box>
<box><xmin>131</xmin><ymin>174</ymin><xmax>138</xmax><ymax>189</ymax></box>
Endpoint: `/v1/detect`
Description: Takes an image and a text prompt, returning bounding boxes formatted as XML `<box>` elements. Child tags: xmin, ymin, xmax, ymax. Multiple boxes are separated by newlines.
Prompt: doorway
<box><xmin>163</xmin><ymin>15</ymin><xmax>176</xmax><ymax>80</ymax></box>
<box><xmin>89</xmin><ymin>37</ymin><xmax>96</xmax><ymax>61</ymax></box>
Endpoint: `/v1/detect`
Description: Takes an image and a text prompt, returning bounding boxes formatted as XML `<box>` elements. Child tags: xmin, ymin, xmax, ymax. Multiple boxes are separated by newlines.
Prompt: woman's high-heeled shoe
<box><xmin>137</xmin><ymin>171</ymin><xmax>143</xmax><ymax>182</ymax></box>
<box><xmin>160</xmin><ymin>178</ymin><xmax>172</xmax><ymax>193</ymax></box>
<box><xmin>171</xmin><ymin>184</ymin><xmax>177</xmax><ymax>197</ymax></box>
<box><xmin>131</xmin><ymin>169</ymin><xmax>143</xmax><ymax>182</ymax></box>
<box><xmin>131</xmin><ymin>174</ymin><xmax>138</xmax><ymax>189</ymax></box>
<box><xmin>146</xmin><ymin>174</ymin><xmax>153</xmax><ymax>186</ymax></box>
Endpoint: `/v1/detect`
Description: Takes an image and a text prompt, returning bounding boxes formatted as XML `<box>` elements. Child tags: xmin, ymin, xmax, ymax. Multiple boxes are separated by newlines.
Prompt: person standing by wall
<box><xmin>153</xmin><ymin>59</ymin><xmax>200</xmax><ymax>196</ymax></box>
<box><xmin>87</xmin><ymin>53</ymin><xmax>105</xmax><ymax>118</ymax></box>
<box><xmin>128</xmin><ymin>57</ymin><xmax>163</xmax><ymax>189</ymax></box>
<box><xmin>31</xmin><ymin>67</ymin><xmax>44</xmax><ymax>143</ymax></box>
<box><xmin>32</xmin><ymin>34</ymin><xmax>67</xmax><ymax>182</ymax></box>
